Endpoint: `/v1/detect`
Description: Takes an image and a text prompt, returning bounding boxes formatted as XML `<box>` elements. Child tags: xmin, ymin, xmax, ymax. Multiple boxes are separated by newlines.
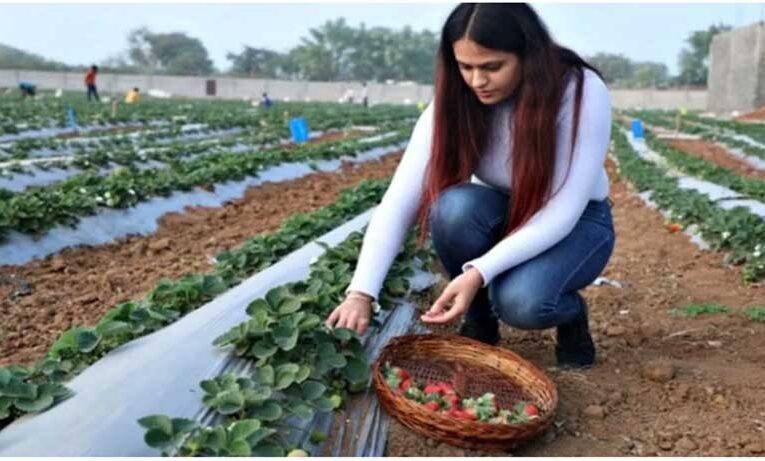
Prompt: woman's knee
<box><xmin>429</xmin><ymin>185</ymin><xmax>478</xmax><ymax>234</ymax></box>
<box><xmin>489</xmin><ymin>282</ymin><xmax>548</xmax><ymax>330</ymax></box>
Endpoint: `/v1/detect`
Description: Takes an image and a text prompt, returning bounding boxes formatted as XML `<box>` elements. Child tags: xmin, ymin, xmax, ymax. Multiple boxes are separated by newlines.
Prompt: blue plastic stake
<box><xmin>289</xmin><ymin>117</ymin><xmax>309</xmax><ymax>144</ymax></box>
<box><xmin>631</xmin><ymin>119</ymin><xmax>644</xmax><ymax>139</ymax></box>
<box><xmin>67</xmin><ymin>107</ymin><xmax>77</xmax><ymax>131</ymax></box>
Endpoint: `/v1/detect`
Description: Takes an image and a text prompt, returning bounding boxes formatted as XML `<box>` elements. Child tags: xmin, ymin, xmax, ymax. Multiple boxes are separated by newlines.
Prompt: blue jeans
<box><xmin>428</xmin><ymin>183</ymin><xmax>615</xmax><ymax>332</ymax></box>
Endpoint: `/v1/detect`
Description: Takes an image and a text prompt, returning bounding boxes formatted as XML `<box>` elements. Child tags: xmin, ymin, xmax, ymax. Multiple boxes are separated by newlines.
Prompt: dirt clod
<box><xmin>642</xmin><ymin>359</ymin><xmax>676</xmax><ymax>383</ymax></box>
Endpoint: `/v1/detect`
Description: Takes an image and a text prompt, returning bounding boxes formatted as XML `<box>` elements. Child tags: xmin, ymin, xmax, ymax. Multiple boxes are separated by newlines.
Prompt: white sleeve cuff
<box><xmin>461</xmin><ymin>261</ymin><xmax>492</xmax><ymax>288</ymax></box>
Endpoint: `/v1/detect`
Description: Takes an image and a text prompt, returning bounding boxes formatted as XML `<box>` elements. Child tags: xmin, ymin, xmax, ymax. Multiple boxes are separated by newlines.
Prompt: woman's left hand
<box><xmin>421</xmin><ymin>267</ymin><xmax>484</xmax><ymax>324</ymax></box>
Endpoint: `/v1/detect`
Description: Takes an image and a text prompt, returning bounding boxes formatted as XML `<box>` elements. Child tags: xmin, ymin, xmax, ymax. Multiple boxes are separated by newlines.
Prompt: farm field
<box><xmin>0</xmin><ymin>92</ymin><xmax>763</xmax><ymax>456</ymax></box>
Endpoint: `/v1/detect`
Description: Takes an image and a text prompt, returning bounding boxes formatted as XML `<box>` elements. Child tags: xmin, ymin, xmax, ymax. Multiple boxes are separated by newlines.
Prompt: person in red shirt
<box><xmin>84</xmin><ymin>65</ymin><xmax>100</xmax><ymax>102</ymax></box>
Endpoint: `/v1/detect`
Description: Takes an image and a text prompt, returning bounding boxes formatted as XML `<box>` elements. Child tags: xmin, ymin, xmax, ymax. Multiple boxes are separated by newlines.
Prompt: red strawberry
<box><xmin>436</xmin><ymin>382</ymin><xmax>455</xmax><ymax>395</ymax></box>
<box><xmin>423</xmin><ymin>383</ymin><xmax>441</xmax><ymax>395</ymax></box>
<box><xmin>399</xmin><ymin>378</ymin><xmax>413</xmax><ymax>393</ymax></box>
<box><xmin>424</xmin><ymin>401</ymin><xmax>440</xmax><ymax>412</ymax></box>
<box><xmin>524</xmin><ymin>404</ymin><xmax>540</xmax><ymax>418</ymax></box>
<box><xmin>446</xmin><ymin>408</ymin><xmax>477</xmax><ymax>421</ymax></box>
<box><xmin>396</xmin><ymin>368</ymin><xmax>411</xmax><ymax>381</ymax></box>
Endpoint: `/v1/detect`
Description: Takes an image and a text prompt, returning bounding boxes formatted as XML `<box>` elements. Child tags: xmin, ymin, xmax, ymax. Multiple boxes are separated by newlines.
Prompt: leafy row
<box><xmin>612</xmin><ymin>126</ymin><xmax>765</xmax><ymax>282</ymax></box>
<box><xmin>0</xmin><ymin>177</ymin><xmax>399</xmax><ymax>430</ymax></box>
<box><xmin>0</xmin><ymin>127</ymin><xmax>410</xmax><ymax>240</ymax></box>
<box><xmin>636</xmin><ymin>130</ymin><xmax>765</xmax><ymax>203</ymax></box>
<box><xmin>622</xmin><ymin>109</ymin><xmax>765</xmax><ymax>162</ymax></box>
<box><xmin>138</xmin><ymin>226</ymin><xmax>435</xmax><ymax>456</ymax></box>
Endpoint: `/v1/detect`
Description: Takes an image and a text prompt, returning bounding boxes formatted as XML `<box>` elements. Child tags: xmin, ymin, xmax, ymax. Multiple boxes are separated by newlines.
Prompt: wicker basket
<box><xmin>373</xmin><ymin>334</ymin><xmax>558</xmax><ymax>452</ymax></box>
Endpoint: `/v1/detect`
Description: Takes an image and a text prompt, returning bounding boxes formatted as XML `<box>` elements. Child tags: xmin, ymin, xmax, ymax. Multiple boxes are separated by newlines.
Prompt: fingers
<box><xmin>325</xmin><ymin>304</ymin><xmax>370</xmax><ymax>336</ymax></box>
<box><xmin>421</xmin><ymin>291</ymin><xmax>468</xmax><ymax>324</ymax></box>
<box><xmin>325</xmin><ymin>307</ymin><xmax>341</xmax><ymax>329</ymax></box>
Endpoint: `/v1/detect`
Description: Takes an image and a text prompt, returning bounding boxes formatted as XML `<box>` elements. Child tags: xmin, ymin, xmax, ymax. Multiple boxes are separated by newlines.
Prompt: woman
<box><xmin>325</xmin><ymin>3</ymin><xmax>615</xmax><ymax>368</ymax></box>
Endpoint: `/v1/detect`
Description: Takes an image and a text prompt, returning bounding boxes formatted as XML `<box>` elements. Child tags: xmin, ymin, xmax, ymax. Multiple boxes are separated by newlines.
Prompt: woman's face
<box><xmin>453</xmin><ymin>38</ymin><xmax>522</xmax><ymax>105</ymax></box>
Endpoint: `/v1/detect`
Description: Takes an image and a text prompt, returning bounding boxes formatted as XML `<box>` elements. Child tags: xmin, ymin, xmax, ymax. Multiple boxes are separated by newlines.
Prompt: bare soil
<box><xmin>667</xmin><ymin>139</ymin><xmax>765</xmax><ymax>180</ymax></box>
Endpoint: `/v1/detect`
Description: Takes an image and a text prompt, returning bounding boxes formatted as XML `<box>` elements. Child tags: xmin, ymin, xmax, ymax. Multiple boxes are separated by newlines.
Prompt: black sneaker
<box><xmin>555</xmin><ymin>293</ymin><xmax>596</xmax><ymax>368</ymax></box>
<box><xmin>458</xmin><ymin>317</ymin><xmax>500</xmax><ymax>346</ymax></box>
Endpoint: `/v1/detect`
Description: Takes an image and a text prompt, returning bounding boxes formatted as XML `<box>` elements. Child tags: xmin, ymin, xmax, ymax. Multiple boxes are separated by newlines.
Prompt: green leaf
<box><xmin>171</xmin><ymin>418</ymin><xmax>197</xmax><ymax>434</ymax></box>
<box><xmin>332</xmin><ymin>328</ymin><xmax>354</xmax><ymax>342</ymax></box>
<box><xmin>250</xmin><ymin>442</ymin><xmax>285</xmax><ymax>457</ymax></box>
<box><xmin>229</xmin><ymin>419</ymin><xmax>261</xmax><ymax>441</ymax></box>
<box><xmin>250</xmin><ymin>341</ymin><xmax>278</xmax><ymax>359</ymax></box>
<box><xmin>274</xmin><ymin>363</ymin><xmax>300</xmax><ymax>390</ymax></box>
<box><xmin>2</xmin><ymin>381</ymin><xmax>37</xmax><ymax>400</ymax></box>
<box><xmin>200</xmin><ymin>379</ymin><xmax>220</xmax><ymax>395</ymax></box>
<box><xmin>227</xmin><ymin>439</ymin><xmax>251</xmax><ymax>456</ymax></box>
<box><xmin>343</xmin><ymin>357</ymin><xmax>369</xmax><ymax>384</ymax></box>
<box><xmin>278</xmin><ymin>298</ymin><xmax>302</xmax><ymax>315</ymax></box>
<box><xmin>138</xmin><ymin>415</ymin><xmax>173</xmax><ymax>434</ymax></box>
<box><xmin>290</xmin><ymin>403</ymin><xmax>314</xmax><ymax>421</ymax></box>
<box><xmin>76</xmin><ymin>330</ymin><xmax>100</xmax><ymax>353</ymax></box>
<box><xmin>14</xmin><ymin>394</ymin><xmax>54</xmax><ymax>413</ymax></box>
<box><xmin>265</xmin><ymin>286</ymin><xmax>290</xmax><ymax>309</ymax></box>
<box><xmin>256</xmin><ymin>365</ymin><xmax>274</xmax><ymax>386</ymax></box>
<box><xmin>246</xmin><ymin>299</ymin><xmax>271</xmax><ymax>316</ymax></box>
<box><xmin>328</xmin><ymin>353</ymin><xmax>347</xmax><ymax>369</ymax></box>
<box><xmin>298</xmin><ymin>314</ymin><xmax>321</xmax><ymax>331</ymax></box>
<box><xmin>309</xmin><ymin>430</ymin><xmax>328</xmax><ymax>444</ymax></box>
<box><xmin>312</xmin><ymin>397</ymin><xmax>336</xmax><ymax>412</ymax></box>
<box><xmin>273</xmin><ymin>326</ymin><xmax>299</xmax><ymax>351</ymax></box>
<box><xmin>247</xmin><ymin>427</ymin><xmax>277</xmax><ymax>446</ymax></box>
<box><xmin>249</xmin><ymin>401</ymin><xmax>282</xmax><ymax>421</ymax></box>
<box><xmin>144</xmin><ymin>429</ymin><xmax>173</xmax><ymax>449</ymax></box>
<box><xmin>95</xmin><ymin>321</ymin><xmax>132</xmax><ymax>337</ymax></box>
<box><xmin>0</xmin><ymin>368</ymin><xmax>11</xmax><ymax>386</ymax></box>
<box><xmin>216</xmin><ymin>390</ymin><xmax>245</xmax><ymax>415</ymax></box>
<box><xmin>295</xmin><ymin>364</ymin><xmax>312</xmax><ymax>383</ymax></box>
<box><xmin>301</xmin><ymin>381</ymin><xmax>326</xmax><ymax>401</ymax></box>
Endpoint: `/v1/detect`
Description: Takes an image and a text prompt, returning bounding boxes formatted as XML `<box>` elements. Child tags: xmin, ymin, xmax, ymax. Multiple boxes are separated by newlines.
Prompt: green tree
<box><xmin>226</xmin><ymin>46</ymin><xmax>283</xmax><ymax>78</ymax></box>
<box><xmin>677</xmin><ymin>23</ymin><xmax>732</xmax><ymax>86</ymax></box>
<box><xmin>126</xmin><ymin>27</ymin><xmax>214</xmax><ymax>76</ymax></box>
<box><xmin>587</xmin><ymin>53</ymin><xmax>634</xmax><ymax>85</ymax></box>
<box><xmin>629</xmin><ymin>62</ymin><xmax>669</xmax><ymax>88</ymax></box>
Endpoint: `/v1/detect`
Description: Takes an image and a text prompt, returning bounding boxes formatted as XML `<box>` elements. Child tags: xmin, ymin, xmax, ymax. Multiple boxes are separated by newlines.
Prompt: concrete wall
<box><xmin>610</xmin><ymin>88</ymin><xmax>706</xmax><ymax>110</ymax></box>
<box><xmin>709</xmin><ymin>23</ymin><xmax>765</xmax><ymax>113</ymax></box>
<box><xmin>0</xmin><ymin>68</ymin><xmax>707</xmax><ymax>110</ymax></box>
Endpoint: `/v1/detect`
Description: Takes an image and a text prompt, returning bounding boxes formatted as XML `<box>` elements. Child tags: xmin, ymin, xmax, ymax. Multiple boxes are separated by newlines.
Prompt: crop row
<box><xmin>0</xmin><ymin>175</ymin><xmax>411</xmax><ymax>430</ymax></box>
<box><xmin>0</xmin><ymin>126</ymin><xmax>411</xmax><ymax>240</ymax></box>
<box><xmin>612</xmin><ymin>126</ymin><xmax>765</xmax><ymax>283</ymax></box>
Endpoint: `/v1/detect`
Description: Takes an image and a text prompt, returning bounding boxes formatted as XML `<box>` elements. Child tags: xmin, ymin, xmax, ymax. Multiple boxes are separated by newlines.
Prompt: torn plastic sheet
<box><xmin>0</xmin><ymin>209</ymin><xmax>439</xmax><ymax>456</ymax></box>
<box><xmin>0</xmin><ymin>140</ymin><xmax>405</xmax><ymax>266</ymax></box>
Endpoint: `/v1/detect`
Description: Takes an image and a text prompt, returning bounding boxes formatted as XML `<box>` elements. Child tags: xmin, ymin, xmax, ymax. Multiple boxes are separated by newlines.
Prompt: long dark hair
<box><xmin>417</xmin><ymin>3</ymin><xmax>603</xmax><ymax>243</ymax></box>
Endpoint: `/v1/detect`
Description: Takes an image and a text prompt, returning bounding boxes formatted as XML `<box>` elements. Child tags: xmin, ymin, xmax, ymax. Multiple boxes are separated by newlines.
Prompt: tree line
<box><xmin>1</xmin><ymin>19</ymin><xmax>732</xmax><ymax>87</ymax></box>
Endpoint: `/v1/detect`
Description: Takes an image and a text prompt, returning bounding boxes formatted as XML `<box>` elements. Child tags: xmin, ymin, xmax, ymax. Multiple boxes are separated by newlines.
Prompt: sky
<box><xmin>0</xmin><ymin>2</ymin><xmax>763</xmax><ymax>76</ymax></box>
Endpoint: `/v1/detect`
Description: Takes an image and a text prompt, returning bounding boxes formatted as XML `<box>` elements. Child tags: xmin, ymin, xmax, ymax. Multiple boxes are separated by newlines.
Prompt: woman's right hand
<box><xmin>325</xmin><ymin>292</ymin><xmax>374</xmax><ymax>336</ymax></box>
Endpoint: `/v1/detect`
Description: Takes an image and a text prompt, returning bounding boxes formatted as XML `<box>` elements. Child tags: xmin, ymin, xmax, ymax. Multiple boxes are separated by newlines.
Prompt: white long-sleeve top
<box><xmin>347</xmin><ymin>68</ymin><xmax>612</xmax><ymax>300</ymax></box>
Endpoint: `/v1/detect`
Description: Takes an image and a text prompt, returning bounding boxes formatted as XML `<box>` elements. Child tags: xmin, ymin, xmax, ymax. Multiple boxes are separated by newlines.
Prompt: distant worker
<box><xmin>260</xmin><ymin>92</ymin><xmax>273</xmax><ymax>108</ymax></box>
<box><xmin>361</xmin><ymin>81</ymin><xmax>369</xmax><ymax>108</ymax></box>
<box><xmin>125</xmin><ymin>87</ymin><xmax>140</xmax><ymax>104</ymax></box>
<box><xmin>18</xmin><ymin>81</ymin><xmax>37</xmax><ymax>99</ymax></box>
<box><xmin>84</xmin><ymin>65</ymin><xmax>100</xmax><ymax>102</ymax></box>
